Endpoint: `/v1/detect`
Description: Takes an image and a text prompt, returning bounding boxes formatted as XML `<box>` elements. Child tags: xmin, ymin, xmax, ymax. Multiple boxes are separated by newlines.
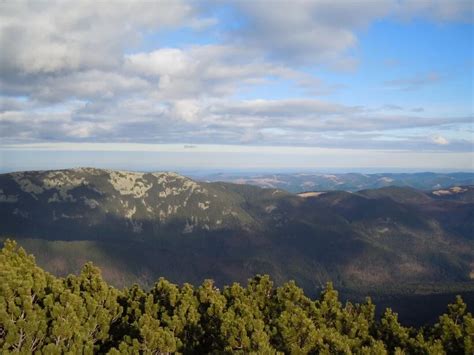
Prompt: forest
<box><xmin>1</xmin><ymin>240</ymin><xmax>472</xmax><ymax>354</ymax></box>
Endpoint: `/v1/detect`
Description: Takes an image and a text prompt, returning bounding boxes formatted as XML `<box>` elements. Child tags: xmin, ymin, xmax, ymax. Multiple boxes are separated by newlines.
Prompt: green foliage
<box><xmin>1</xmin><ymin>240</ymin><xmax>472</xmax><ymax>354</ymax></box>
<box><xmin>0</xmin><ymin>240</ymin><xmax>121</xmax><ymax>353</ymax></box>
<box><xmin>431</xmin><ymin>295</ymin><xmax>474</xmax><ymax>354</ymax></box>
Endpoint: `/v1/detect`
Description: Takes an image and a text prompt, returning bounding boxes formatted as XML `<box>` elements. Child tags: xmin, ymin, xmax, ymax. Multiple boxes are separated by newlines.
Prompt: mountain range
<box><xmin>1</xmin><ymin>168</ymin><xmax>473</xmax><ymax>324</ymax></box>
<box><xmin>194</xmin><ymin>171</ymin><xmax>474</xmax><ymax>193</ymax></box>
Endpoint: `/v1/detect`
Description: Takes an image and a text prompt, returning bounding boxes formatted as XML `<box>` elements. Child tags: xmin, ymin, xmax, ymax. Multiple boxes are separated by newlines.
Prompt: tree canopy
<box><xmin>1</xmin><ymin>240</ymin><xmax>473</xmax><ymax>354</ymax></box>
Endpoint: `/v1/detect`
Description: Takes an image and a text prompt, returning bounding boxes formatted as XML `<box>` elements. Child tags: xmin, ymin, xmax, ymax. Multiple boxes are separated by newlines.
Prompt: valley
<box><xmin>0</xmin><ymin>168</ymin><xmax>473</xmax><ymax>325</ymax></box>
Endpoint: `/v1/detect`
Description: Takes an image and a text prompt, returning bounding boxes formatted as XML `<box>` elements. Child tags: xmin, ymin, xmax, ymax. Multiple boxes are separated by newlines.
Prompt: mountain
<box><xmin>0</xmin><ymin>168</ymin><xmax>473</xmax><ymax>324</ymax></box>
<box><xmin>0</xmin><ymin>168</ymin><xmax>256</xmax><ymax>240</ymax></box>
<box><xmin>195</xmin><ymin>171</ymin><xmax>474</xmax><ymax>193</ymax></box>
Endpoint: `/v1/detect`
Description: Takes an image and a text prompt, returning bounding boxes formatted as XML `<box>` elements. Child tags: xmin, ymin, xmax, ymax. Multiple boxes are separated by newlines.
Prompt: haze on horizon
<box><xmin>0</xmin><ymin>0</ymin><xmax>473</xmax><ymax>172</ymax></box>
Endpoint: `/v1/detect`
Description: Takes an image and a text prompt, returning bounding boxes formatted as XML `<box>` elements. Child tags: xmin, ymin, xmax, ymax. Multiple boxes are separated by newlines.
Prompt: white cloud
<box><xmin>0</xmin><ymin>0</ymin><xmax>194</xmax><ymax>74</ymax></box>
<box><xmin>172</xmin><ymin>100</ymin><xmax>202</xmax><ymax>122</ymax></box>
<box><xmin>124</xmin><ymin>45</ymin><xmax>321</xmax><ymax>100</ymax></box>
<box><xmin>0</xmin><ymin>0</ymin><xmax>471</xmax><ymax>157</ymax></box>
<box><xmin>1</xmin><ymin>92</ymin><xmax>471</xmax><ymax>150</ymax></box>
<box><xmin>231</xmin><ymin>0</ymin><xmax>390</xmax><ymax>66</ymax></box>
<box><xmin>126</xmin><ymin>49</ymin><xmax>192</xmax><ymax>78</ymax></box>
<box><xmin>226</xmin><ymin>0</ymin><xmax>472</xmax><ymax>68</ymax></box>
<box><xmin>432</xmin><ymin>135</ymin><xmax>449</xmax><ymax>145</ymax></box>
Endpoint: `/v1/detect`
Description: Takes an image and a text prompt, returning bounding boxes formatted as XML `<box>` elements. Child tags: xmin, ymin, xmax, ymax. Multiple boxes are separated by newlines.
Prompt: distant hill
<box><xmin>0</xmin><ymin>168</ymin><xmax>473</xmax><ymax>325</ymax></box>
<box><xmin>195</xmin><ymin>171</ymin><xmax>474</xmax><ymax>193</ymax></box>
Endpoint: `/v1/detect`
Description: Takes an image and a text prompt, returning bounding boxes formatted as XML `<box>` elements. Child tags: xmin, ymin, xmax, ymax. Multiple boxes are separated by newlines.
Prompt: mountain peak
<box><xmin>1</xmin><ymin>168</ymin><xmax>255</xmax><ymax>239</ymax></box>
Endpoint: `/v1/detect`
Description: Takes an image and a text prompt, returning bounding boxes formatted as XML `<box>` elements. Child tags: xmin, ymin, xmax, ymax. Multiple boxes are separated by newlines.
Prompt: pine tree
<box><xmin>1</xmin><ymin>239</ymin><xmax>473</xmax><ymax>354</ymax></box>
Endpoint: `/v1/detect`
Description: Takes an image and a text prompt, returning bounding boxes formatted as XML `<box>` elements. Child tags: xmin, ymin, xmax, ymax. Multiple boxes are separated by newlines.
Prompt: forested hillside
<box><xmin>1</xmin><ymin>169</ymin><xmax>473</xmax><ymax>326</ymax></box>
<box><xmin>1</xmin><ymin>240</ymin><xmax>473</xmax><ymax>354</ymax></box>
<box><xmin>1</xmin><ymin>169</ymin><xmax>473</xmax><ymax>293</ymax></box>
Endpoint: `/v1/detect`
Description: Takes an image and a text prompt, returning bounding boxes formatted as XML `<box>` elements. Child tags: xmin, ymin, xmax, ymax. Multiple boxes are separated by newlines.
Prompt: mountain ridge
<box><xmin>1</xmin><ymin>168</ymin><xmax>473</xmax><ymax>303</ymax></box>
<box><xmin>196</xmin><ymin>171</ymin><xmax>474</xmax><ymax>193</ymax></box>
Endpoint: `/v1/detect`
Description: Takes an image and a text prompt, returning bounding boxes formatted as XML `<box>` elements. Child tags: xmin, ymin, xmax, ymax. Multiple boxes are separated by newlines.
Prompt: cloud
<box><xmin>384</xmin><ymin>72</ymin><xmax>441</xmax><ymax>90</ymax></box>
<box><xmin>124</xmin><ymin>45</ymin><xmax>326</xmax><ymax>100</ymax></box>
<box><xmin>125</xmin><ymin>49</ymin><xmax>192</xmax><ymax>78</ymax></box>
<box><xmin>0</xmin><ymin>0</ymin><xmax>471</xmax><ymax>157</ymax></box>
<box><xmin>2</xmin><ymin>94</ymin><xmax>471</xmax><ymax>152</ymax></box>
<box><xmin>1</xmin><ymin>42</ymin><xmax>322</xmax><ymax>105</ymax></box>
<box><xmin>432</xmin><ymin>135</ymin><xmax>449</xmax><ymax>145</ymax></box>
<box><xmin>0</xmin><ymin>0</ymin><xmax>195</xmax><ymax>75</ymax></box>
<box><xmin>0</xmin><ymin>1</ymin><xmax>206</xmax><ymax>103</ymax></box>
<box><xmin>228</xmin><ymin>0</ymin><xmax>390</xmax><ymax>67</ymax></box>
<box><xmin>394</xmin><ymin>0</ymin><xmax>473</xmax><ymax>22</ymax></box>
<box><xmin>383</xmin><ymin>104</ymin><xmax>404</xmax><ymax>111</ymax></box>
<box><xmin>223</xmin><ymin>0</ymin><xmax>472</xmax><ymax>68</ymax></box>
<box><xmin>209</xmin><ymin>99</ymin><xmax>356</xmax><ymax>117</ymax></box>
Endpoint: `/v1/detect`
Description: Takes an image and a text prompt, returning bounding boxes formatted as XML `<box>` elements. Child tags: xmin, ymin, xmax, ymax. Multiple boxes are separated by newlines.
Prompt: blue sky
<box><xmin>0</xmin><ymin>0</ymin><xmax>472</xmax><ymax>172</ymax></box>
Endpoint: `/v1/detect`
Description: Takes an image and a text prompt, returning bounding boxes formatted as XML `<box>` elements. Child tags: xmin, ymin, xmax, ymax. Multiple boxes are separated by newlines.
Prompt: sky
<box><xmin>0</xmin><ymin>0</ymin><xmax>473</xmax><ymax>172</ymax></box>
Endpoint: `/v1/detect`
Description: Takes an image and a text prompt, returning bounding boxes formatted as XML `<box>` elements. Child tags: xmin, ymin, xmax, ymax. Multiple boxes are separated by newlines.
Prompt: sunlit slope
<box><xmin>0</xmin><ymin>168</ymin><xmax>256</xmax><ymax>241</ymax></box>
